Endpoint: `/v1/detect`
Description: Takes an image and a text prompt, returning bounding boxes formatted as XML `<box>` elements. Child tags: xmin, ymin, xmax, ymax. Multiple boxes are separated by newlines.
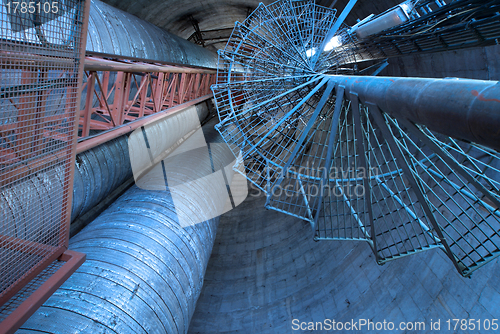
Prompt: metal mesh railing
<box><xmin>350</xmin><ymin>0</ymin><xmax>500</xmax><ymax>62</ymax></box>
<box><xmin>213</xmin><ymin>0</ymin><xmax>500</xmax><ymax>277</ymax></box>
<box><xmin>0</xmin><ymin>0</ymin><xmax>87</xmax><ymax>304</ymax></box>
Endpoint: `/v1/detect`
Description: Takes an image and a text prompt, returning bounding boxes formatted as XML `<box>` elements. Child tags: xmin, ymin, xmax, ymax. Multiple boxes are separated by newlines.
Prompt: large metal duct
<box><xmin>19</xmin><ymin>115</ymin><xmax>237</xmax><ymax>333</ymax></box>
<box><xmin>0</xmin><ymin>164</ymin><xmax>66</xmax><ymax>250</ymax></box>
<box><xmin>71</xmin><ymin>136</ymin><xmax>131</xmax><ymax>222</ymax></box>
<box><xmin>86</xmin><ymin>0</ymin><xmax>218</xmax><ymax>68</ymax></box>
<box><xmin>71</xmin><ymin>103</ymin><xmax>209</xmax><ymax>222</ymax></box>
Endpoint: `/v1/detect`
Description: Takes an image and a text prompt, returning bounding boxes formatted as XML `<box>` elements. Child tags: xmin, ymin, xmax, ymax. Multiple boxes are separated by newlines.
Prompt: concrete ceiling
<box><xmin>100</xmin><ymin>0</ymin><xmax>404</xmax><ymax>51</ymax></box>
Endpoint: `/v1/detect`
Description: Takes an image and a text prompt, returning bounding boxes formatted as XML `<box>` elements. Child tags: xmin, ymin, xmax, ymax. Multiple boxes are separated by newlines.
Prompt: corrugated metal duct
<box><xmin>71</xmin><ymin>103</ymin><xmax>209</xmax><ymax>222</ymax></box>
<box><xmin>19</xmin><ymin>114</ymin><xmax>242</xmax><ymax>333</ymax></box>
<box><xmin>86</xmin><ymin>0</ymin><xmax>218</xmax><ymax>68</ymax></box>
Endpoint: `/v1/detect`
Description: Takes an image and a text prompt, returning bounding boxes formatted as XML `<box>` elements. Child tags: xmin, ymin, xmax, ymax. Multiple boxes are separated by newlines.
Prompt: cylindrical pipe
<box><xmin>20</xmin><ymin>116</ymin><xmax>236</xmax><ymax>334</ymax></box>
<box><xmin>328</xmin><ymin>75</ymin><xmax>500</xmax><ymax>151</ymax></box>
<box><xmin>71</xmin><ymin>102</ymin><xmax>209</xmax><ymax>222</ymax></box>
<box><xmin>86</xmin><ymin>0</ymin><xmax>217</xmax><ymax>68</ymax></box>
<box><xmin>0</xmin><ymin>164</ymin><xmax>65</xmax><ymax>242</ymax></box>
<box><xmin>71</xmin><ymin>136</ymin><xmax>131</xmax><ymax>222</ymax></box>
<box><xmin>353</xmin><ymin>3</ymin><xmax>412</xmax><ymax>39</ymax></box>
<box><xmin>1</xmin><ymin>102</ymin><xmax>209</xmax><ymax>237</ymax></box>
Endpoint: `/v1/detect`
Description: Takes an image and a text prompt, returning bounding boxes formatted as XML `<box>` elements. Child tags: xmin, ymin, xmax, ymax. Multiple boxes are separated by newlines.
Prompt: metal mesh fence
<box><xmin>214</xmin><ymin>0</ymin><xmax>500</xmax><ymax>276</ymax></box>
<box><xmin>0</xmin><ymin>258</ymin><xmax>64</xmax><ymax>322</ymax></box>
<box><xmin>0</xmin><ymin>0</ymin><xmax>87</xmax><ymax>304</ymax></box>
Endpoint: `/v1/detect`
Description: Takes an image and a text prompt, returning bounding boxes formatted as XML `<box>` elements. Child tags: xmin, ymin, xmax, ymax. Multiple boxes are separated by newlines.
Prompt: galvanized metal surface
<box><xmin>71</xmin><ymin>102</ymin><xmax>209</xmax><ymax>222</ymax></box>
<box><xmin>21</xmin><ymin>188</ymin><xmax>218</xmax><ymax>334</ymax></box>
<box><xmin>71</xmin><ymin>137</ymin><xmax>132</xmax><ymax>222</ymax></box>
<box><xmin>20</xmin><ymin>113</ymin><xmax>233</xmax><ymax>333</ymax></box>
<box><xmin>86</xmin><ymin>0</ymin><xmax>217</xmax><ymax>68</ymax></box>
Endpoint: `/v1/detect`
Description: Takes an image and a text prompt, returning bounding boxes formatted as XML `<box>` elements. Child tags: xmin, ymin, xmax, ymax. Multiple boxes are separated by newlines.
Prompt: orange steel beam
<box><xmin>82</xmin><ymin>72</ymin><xmax>95</xmax><ymax>137</ymax></box>
<box><xmin>0</xmin><ymin>250</ymin><xmax>86</xmax><ymax>334</ymax></box>
<box><xmin>77</xmin><ymin>55</ymin><xmax>216</xmax><ymax>145</ymax></box>
<box><xmin>0</xmin><ymin>235</ymin><xmax>57</xmax><ymax>255</ymax></box>
<box><xmin>76</xmin><ymin>94</ymin><xmax>212</xmax><ymax>154</ymax></box>
<box><xmin>84</xmin><ymin>57</ymin><xmax>216</xmax><ymax>74</ymax></box>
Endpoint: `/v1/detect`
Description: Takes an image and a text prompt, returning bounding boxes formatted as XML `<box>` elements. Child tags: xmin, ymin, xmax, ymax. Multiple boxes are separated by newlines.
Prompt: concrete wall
<box><xmin>188</xmin><ymin>192</ymin><xmax>500</xmax><ymax>333</ymax></box>
<box><xmin>380</xmin><ymin>44</ymin><xmax>500</xmax><ymax>80</ymax></box>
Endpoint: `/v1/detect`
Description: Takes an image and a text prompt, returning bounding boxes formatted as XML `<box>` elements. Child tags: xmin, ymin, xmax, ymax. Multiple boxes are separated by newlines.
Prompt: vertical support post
<box><xmin>313</xmin><ymin>84</ymin><xmax>345</xmax><ymax>230</ymax></box>
<box><xmin>139</xmin><ymin>75</ymin><xmax>148</xmax><ymax>118</ymax></box>
<box><xmin>168</xmin><ymin>74</ymin><xmax>178</xmax><ymax>107</ymax></box>
<box><xmin>112</xmin><ymin>72</ymin><xmax>126</xmax><ymax>125</ymax></box>
<box><xmin>153</xmin><ymin>72</ymin><xmax>164</xmax><ymax>112</ymax></box>
<box><xmin>351</xmin><ymin>94</ymin><xmax>379</xmax><ymax>260</ymax></box>
<box><xmin>179</xmin><ymin>73</ymin><xmax>188</xmax><ymax>104</ymax></box>
<box><xmin>61</xmin><ymin>0</ymin><xmax>91</xmax><ymax>248</ymax></box>
<box><xmin>82</xmin><ymin>72</ymin><xmax>95</xmax><ymax>137</ymax></box>
<box><xmin>194</xmin><ymin>73</ymin><xmax>202</xmax><ymax>98</ymax></box>
<box><xmin>120</xmin><ymin>73</ymin><xmax>132</xmax><ymax>124</ymax></box>
<box><xmin>101</xmin><ymin>71</ymin><xmax>110</xmax><ymax>100</ymax></box>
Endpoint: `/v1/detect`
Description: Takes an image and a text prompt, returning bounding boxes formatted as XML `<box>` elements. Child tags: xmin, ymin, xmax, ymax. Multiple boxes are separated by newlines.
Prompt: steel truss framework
<box><xmin>1</xmin><ymin>54</ymin><xmax>216</xmax><ymax>179</ymax></box>
<box><xmin>350</xmin><ymin>0</ymin><xmax>500</xmax><ymax>63</ymax></box>
<box><xmin>213</xmin><ymin>0</ymin><xmax>500</xmax><ymax>276</ymax></box>
<box><xmin>80</xmin><ymin>55</ymin><xmax>216</xmax><ymax>138</ymax></box>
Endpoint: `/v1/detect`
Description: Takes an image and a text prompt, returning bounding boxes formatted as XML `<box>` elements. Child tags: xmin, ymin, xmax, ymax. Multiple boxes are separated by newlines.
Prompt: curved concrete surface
<box><xmin>189</xmin><ymin>191</ymin><xmax>500</xmax><ymax>333</ymax></box>
<box><xmin>98</xmin><ymin>0</ymin><xmax>404</xmax><ymax>50</ymax></box>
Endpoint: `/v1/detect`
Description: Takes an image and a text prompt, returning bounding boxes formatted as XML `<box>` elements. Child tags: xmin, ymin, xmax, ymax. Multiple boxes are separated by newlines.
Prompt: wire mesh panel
<box><xmin>214</xmin><ymin>0</ymin><xmax>500</xmax><ymax>277</ymax></box>
<box><xmin>381</xmin><ymin>113</ymin><xmax>500</xmax><ymax>275</ymax></box>
<box><xmin>0</xmin><ymin>0</ymin><xmax>87</xmax><ymax>304</ymax></box>
<box><xmin>213</xmin><ymin>0</ymin><xmax>349</xmax><ymax>194</ymax></box>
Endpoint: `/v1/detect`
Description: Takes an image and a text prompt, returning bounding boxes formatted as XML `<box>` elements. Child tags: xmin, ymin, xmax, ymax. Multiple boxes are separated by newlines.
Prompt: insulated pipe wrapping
<box><xmin>87</xmin><ymin>0</ymin><xmax>217</xmax><ymax>68</ymax></box>
<box><xmin>128</xmin><ymin>105</ymin><xmax>207</xmax><ymax>179</ymax></box>
<box><xmin>20</xmin><ymin>116</ymin><xmax>239</xmax><ymax>333</ymax></box>
<box><xmin>71</xmin><ymin>136</ymin><xmax>131</xmax><ymax>221</ymax></box>
<box><xmin>353</xmin><ymin>5</ymin><xmax>410</xmax><ymax>39</ymax></box>
<box><xmin>71</xmin><ymin>103</ymin><xmax>209</xmax><ymax>222</ymax></box>
<box><xmin>0</xmin><ymin>164</ymin><xmax>66</xmax><ymax>294</ymax></box>
<box><xmin>1</xmin><ymin>102</ymin><xmax>208</xmax><ymax>246</ymax></box>
<box><xmin>0</xmin><ymin>164</ymin><xmax>65</xmax><ymax>242</ymax></box>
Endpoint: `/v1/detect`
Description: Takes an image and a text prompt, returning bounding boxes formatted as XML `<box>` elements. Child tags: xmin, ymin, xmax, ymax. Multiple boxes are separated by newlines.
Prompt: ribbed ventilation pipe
<box><xmin>86</xmin><ymin>0</ymin><xmax>217</xmax><ymax>68</ymax></box>
<box><xmin>71</xmin><ymin>136</ymin><xmax>131</xmax><ymax>222</ymax></box>
<box><xmin>71</xmin><ymin>103</ymin><xmax>209</xmax><ymax>222</ymax></box>
<box><xmin>0</xmin><ymin>165</ymin><xmax>65</xmax><ymax>248</ymax></box>
<box><xmin>20</xmin><ymin>115</ymin><xmax>238</xmax><ymax>333</ymax></box>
